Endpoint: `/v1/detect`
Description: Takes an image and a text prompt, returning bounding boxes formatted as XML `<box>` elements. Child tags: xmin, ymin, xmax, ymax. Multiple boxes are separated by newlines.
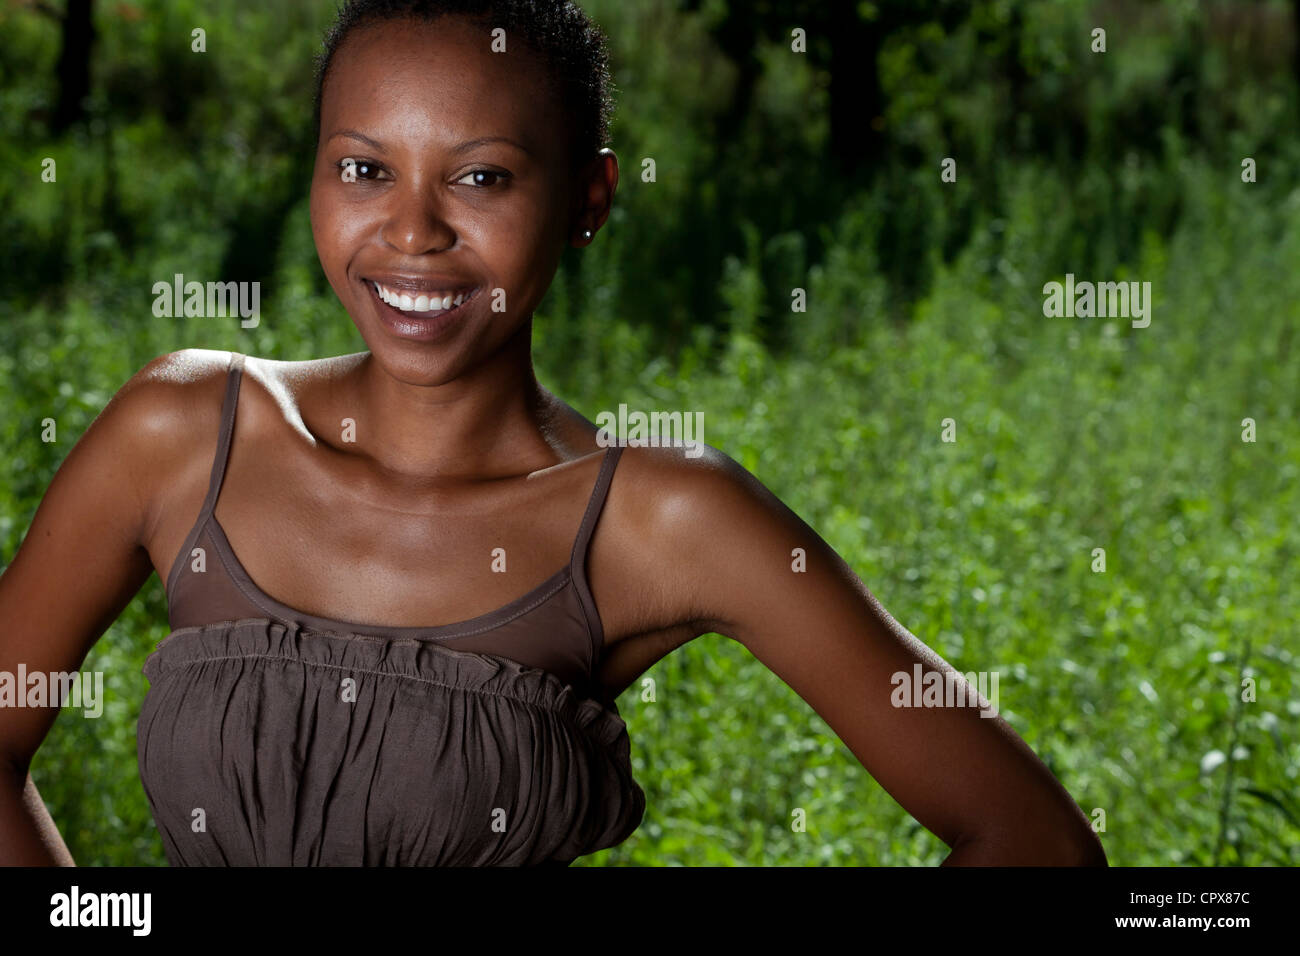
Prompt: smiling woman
<box><xmin>308</xmin><ymin>2</ymin><xmax>611</xmax><ymax>376</ymax></box>
<box><xmin>0</xmin><ymin>0</ymin><xmax>1107</xmax><ymax>868</ymax></box>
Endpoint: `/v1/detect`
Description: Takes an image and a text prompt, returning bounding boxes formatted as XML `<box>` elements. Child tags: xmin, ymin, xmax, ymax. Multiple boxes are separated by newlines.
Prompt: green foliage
<box><xmin>0</xmin><ymin>0</ymin><xmax>1296</xmax><ymax>866</ymax></box>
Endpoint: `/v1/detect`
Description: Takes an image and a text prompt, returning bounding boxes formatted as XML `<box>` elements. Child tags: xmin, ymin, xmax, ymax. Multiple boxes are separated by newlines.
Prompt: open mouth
<box><xmin>364</xmin><ymin>279</ymin><xmax>482</xmax><ymax>340</ymax></box>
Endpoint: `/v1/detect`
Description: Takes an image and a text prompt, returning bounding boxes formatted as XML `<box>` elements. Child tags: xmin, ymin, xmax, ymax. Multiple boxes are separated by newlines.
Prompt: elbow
<box><xmin>1063</xmin><ymin>827</ymin><xmax>1109</xmax><ymax>867</ymax></box>
<box><xmin>946</xmin><ymin>813</ymin><xmax>1108</xmax><ymax>866</ymax></box>
<box><xmin>1020</xmin><ymin>814</ymin><xmax>1109</xmax><ymax>867</ymax></box>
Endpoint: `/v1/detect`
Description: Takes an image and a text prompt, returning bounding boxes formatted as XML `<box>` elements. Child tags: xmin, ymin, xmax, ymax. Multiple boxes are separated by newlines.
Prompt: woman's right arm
<box><xmin>0</xmin><ymin>349</ymin><xmax>219</xmax><ymax>864</ymax></box>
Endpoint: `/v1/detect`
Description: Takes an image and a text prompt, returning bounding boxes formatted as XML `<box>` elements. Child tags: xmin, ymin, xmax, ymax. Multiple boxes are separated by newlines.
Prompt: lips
<box><xmin>363</xmin><ymin>277</ymin><xmax>481</xmax><ymax>342</ymax></box>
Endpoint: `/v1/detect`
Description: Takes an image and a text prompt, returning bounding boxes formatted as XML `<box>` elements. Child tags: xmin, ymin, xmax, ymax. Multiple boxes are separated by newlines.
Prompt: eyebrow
<box><xmin>328</xmin><ymin>129</ymin><xmax>533</xmax><ymax>157</ymax></box>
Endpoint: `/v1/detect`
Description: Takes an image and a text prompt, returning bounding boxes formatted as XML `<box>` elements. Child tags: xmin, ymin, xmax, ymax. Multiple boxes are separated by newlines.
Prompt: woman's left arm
<box><xmin>636</xmin><ymin>445</ymin><xmax>1107</xmax><ymax>866</ymax></box>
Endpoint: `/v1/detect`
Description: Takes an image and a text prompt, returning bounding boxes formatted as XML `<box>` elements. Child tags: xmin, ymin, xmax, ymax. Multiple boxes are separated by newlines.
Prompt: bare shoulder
<box><xmin>104</xmin><ymin>348</ymin><xmax>236</xmax><ymax>446</ymax></box>
<box><xmin>610</xmin><ymin>441</ymin><xmax>783</xmax><ymax>528</ymax></box>
<box><xmin>0</xmin><ymin>348</ymin><xmax>240</xmax><ymax>574</ymax></box>
<box><xmin>598</xmin><ymin>442</ymin><xmax>819</xmax><ymax>637</ymax></box>
<box><xmin>92</xmin><ymin>349</ymin><xmax>242</xmax><ymax>532</ymax></box>
<box><xmin>117</xmin><ymin>347</ymin><xmax>354</xmax><ymax>440</ymax></box>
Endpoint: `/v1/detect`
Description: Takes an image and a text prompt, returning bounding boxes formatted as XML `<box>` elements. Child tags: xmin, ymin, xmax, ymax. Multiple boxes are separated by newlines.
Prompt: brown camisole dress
<box><xmin>136</xmin><ymin>352</ymin><xmax>645</xmax><ymax>866</ymax></box>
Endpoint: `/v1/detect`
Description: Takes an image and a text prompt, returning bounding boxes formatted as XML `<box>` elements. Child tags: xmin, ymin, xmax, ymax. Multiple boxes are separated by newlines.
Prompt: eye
<box><xmin>456</xmin><ymin>169</ymin><xmax>510</xmax><ymax>188</ymax></box>
<box><xmin>337</xmin><ymin>158</ymin><xmax>388</xmax><ymax>183</ymax></box>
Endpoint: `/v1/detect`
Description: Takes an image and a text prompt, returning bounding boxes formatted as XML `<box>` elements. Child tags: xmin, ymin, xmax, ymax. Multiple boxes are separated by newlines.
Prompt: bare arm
<box><xmin>637</xmin><ymin>445</ymin><xmax>1106</xmax><ymax>866</ymax></box>
<box><xmin>0</xmin><ymin>349</ymin><xmax>226</xmax><ymax>865</ymax></box>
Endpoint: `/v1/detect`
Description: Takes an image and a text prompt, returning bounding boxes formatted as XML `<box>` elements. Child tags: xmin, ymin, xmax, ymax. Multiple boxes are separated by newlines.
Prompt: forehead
<box><xmin>320</xmin><ymin>15</ymin><xmax>563</xmax><ymax>161</ymax></box>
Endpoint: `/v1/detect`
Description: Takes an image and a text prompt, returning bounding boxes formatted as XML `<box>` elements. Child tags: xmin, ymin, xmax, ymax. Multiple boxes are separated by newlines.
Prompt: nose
<box><xmin>379</xmin><ymin>184</ymin><xmax>457</xmax><ymax>255</ymax></box>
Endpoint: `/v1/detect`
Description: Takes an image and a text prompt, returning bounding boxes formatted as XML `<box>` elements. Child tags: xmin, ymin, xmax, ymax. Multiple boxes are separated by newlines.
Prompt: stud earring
<box><xmin>582</xmin><ymin>229</ymin><xmax>592</xmax><ymax>240</ymax></box>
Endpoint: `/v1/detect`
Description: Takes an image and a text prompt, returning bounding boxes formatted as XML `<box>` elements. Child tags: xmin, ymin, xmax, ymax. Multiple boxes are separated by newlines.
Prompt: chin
<box><xmin>358</xmin><ymin>334</ymin><xmax>472</xmax><ymax>386</ymax></box>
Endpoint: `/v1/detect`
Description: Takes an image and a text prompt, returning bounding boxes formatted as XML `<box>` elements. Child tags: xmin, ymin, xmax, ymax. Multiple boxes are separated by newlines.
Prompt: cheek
<box><xmin>504</xmin><ymin>215</ymin><xmax>566</xmax><ymax>299</ymax></box>
<box><xmin>309</xmin><ymin>178</ymin><xmax>368</xmax><ymax>274</ymax></box>
<box><xmin>477</xmin><ymin>200</ymin><xmax>562</xmax><ymax>284</ymax></box>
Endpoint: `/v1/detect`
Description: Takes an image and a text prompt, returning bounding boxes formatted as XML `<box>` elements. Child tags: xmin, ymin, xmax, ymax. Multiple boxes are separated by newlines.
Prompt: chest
<box><xmin>152</xmin><ymin>445</ymin><xmax>595</xmax><ymax>631</ymax></box>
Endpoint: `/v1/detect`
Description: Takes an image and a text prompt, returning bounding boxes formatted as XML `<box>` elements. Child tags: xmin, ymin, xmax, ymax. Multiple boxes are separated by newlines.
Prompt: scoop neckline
<box><xmin>203</xmin><ymin>512</ymin><xmax>575</xmax><ymax>641</ymax></box>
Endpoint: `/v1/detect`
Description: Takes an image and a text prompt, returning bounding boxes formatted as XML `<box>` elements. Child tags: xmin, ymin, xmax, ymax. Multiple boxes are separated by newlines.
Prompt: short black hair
<box><xmin>313</xmin><ymin>0</ymin><xmax>614</xmax><ymax>172</ymax></box>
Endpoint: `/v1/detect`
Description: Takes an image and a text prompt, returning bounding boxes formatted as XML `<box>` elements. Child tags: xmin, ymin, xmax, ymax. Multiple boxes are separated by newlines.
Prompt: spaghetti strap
<box><xmin>163</xmin><ymin>351</ymin><xmax>246</xmax><ymax>600</ymax></box>
<box><xmin>570</xmin><ymin>444</ymin><xmax>623</xmax><ymax>567</ymax></box>
<box><xmin>196</xmin><ymin>351</ymin><xmax>246</xmax><ymax>522</ymax></box>
<box><xmin>570</xmin><ymin>444</ymin><xmax>623</xmax><ymax>676</ymax></box>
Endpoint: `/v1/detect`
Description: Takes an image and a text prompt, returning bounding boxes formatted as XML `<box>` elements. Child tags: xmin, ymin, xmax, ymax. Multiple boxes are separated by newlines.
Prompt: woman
<box><xmin>0</xmin><ymin>0</ymin><xmax>1106</xmax><ymax>866</ymax></box>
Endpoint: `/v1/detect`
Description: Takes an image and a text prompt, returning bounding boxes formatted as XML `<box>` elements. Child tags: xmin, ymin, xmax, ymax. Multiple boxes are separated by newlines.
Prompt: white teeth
<box><xmin>372</xmin><ymin>282</ymin><xmax>475</xmax><ymax>313</ymax></box>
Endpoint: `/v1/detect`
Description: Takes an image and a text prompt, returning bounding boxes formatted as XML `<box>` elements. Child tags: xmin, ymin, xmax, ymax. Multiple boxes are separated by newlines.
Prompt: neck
<box><xmin>338</xmin><ymin>320</ymin><xmax>561</xmax><ymax>479</ymax></box>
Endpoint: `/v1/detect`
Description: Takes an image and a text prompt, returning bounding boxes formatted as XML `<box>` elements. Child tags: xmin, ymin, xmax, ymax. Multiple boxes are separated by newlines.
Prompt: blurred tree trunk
<box><xmin>827</xmin><ymin>3</ymin><xmax>880</xmax><ymax>178</ymax></box>
<box><xmin>1294</xmin><ymin>0</ymin><xmax>1300</xmax><ymax>104</ymax></box>
<box><xmin>679</xmin><ymin>0</ymin><xmax>761</xmax><ymax>145</ymax></box>
<box><xmin>51</xmin><ymin>0</ymin><xmax>96</xmax><ymax>133</ymax></box>
<box><xmin>679</xmin><ymin>0</ymin><xmax>883</xmax><ymax>175</ymax></box>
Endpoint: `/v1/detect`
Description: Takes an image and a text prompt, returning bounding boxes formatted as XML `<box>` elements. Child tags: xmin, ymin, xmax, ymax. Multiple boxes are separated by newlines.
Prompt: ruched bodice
<box><xmin>138</xmin><ymin>619</ymin><xmax>644</xmax><ymax>865</ymax></box>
